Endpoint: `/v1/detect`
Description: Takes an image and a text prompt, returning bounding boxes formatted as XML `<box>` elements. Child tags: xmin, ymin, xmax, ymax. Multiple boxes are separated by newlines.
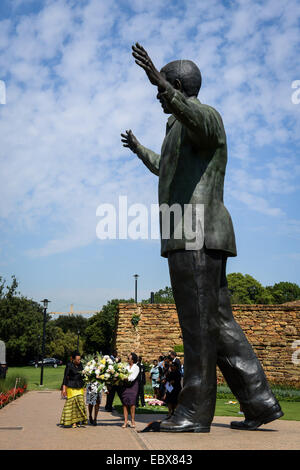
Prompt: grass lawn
<box><xmin>112</xmin><ymin>396</ymin><xmax>300</xmax><ymax>421</ymax></box>
<box><xmin>7</xmin><ymin>367</ymin><xmax>300</xmax><ymax>421</ymax></box>
<box><xmin>7</xmin><ymin>366</ymin><xmax>65</xmax><ymax>391</ymax></box>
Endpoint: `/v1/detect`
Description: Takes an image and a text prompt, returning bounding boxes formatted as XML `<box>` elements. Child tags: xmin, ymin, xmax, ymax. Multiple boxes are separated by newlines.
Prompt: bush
<box><xmin>131</xmin><ymin>314</ymin><xmax>140</xmax><ymax>327</ymax></box>
<box><xmin>215</xmin><ymin>383</ymin><xmax>300</xmax><ymax>402</ymax></box>
<box><xmin>173</xmin><ymin>344</ymin><xmax>184</xmax><ymax>353</ymax></box>
<box><xmin>0</xmin><ymin>374</ymin><xmax>27</xmax><ymax>393</ymax></box>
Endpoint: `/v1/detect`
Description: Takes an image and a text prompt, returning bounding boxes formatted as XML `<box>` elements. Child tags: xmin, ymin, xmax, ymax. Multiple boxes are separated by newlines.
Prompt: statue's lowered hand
<box><xmin>121</xmin><ymin>129</ymin><xmax>140</xmax><ymax>154</ymax></box>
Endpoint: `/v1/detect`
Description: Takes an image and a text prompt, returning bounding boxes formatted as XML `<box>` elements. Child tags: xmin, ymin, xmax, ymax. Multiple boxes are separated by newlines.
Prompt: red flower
<box><xmin>0</xmin><ymin>385</ymin><xmax>27</xmax><ymax>409</ymax></box>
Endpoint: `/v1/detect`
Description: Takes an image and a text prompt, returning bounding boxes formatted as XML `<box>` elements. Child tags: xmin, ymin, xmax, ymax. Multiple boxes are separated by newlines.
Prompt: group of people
<box><xmin>59</xmin><ymin>350</ymin><xmax>147</xmax><ymax>429</ymax></box>
<box><xmin>150</xmin><ymin>351</ymin><xmax>183</xmax><ymax>418</ymax></box>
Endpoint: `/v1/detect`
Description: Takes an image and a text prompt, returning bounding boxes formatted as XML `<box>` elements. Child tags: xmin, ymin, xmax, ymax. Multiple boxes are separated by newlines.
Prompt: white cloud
<box><xmin>0</xmin><ymin>0</ymin><xmax>299</xmax><ymax>257</ymax></box>
<box><xmin>230</xmin><ymin>190</ymin><xmax>285</xmax><ymax>217</ymax></box>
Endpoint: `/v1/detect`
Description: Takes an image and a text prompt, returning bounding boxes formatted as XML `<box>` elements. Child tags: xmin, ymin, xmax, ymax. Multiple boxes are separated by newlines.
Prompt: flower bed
<box><xmin>144</xmin><ymin>394</ymin><xmax>165</xmax><ymax>406</ymax></box>
<box><xmin>0</xmin><ymin>384</ymin><xmax>27</xmax><ymax>409</ymax></box>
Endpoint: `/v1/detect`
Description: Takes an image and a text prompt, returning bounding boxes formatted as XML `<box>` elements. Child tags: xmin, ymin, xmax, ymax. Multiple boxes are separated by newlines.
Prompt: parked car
<box><xmin>28</xmin><ymin>358</ymin><xmax>63</xmax><ymax>368</ymax></box>
<box><xmin>28</xmin><ymin>360</ymin><xmax>38</xmax><ymax>367</ymax></box>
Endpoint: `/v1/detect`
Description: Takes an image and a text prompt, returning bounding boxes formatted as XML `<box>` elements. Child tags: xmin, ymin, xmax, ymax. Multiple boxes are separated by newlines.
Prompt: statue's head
<box><xmin>157</xmin><ymin>60</ymin><xmax>202</xmax><ymax>114</ymax></box>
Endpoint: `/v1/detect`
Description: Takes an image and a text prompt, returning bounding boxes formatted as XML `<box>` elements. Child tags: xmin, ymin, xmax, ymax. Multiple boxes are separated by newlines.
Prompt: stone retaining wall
<box><xmin>114</xmin><ymin>303</ymin><xmax>300</xmax><ymax>387</ymax></box>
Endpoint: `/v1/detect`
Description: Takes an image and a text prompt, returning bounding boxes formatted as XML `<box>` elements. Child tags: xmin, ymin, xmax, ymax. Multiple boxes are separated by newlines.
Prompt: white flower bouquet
<box><xmin>81</xmin><ymin>354</ymin><xmax>130</xmax><ymax>392</ymax></box>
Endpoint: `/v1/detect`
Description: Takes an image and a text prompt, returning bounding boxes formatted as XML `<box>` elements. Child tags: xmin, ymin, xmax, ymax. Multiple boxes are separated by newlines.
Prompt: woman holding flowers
<box><xmin>60</xmin><ymin>351</ymin><xmax>88</xmax><ymax>428</ymax></box>
<box><xmin>119</xmin><ymin>352</ymin><xmax>140</xmax><ymax>428</ymax></box>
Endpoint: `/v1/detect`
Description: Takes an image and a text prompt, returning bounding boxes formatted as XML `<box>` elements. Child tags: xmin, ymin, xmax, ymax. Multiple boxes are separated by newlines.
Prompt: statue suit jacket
<box><xmin>136</xmin><ymin>83</ymin><xmax>237</xmax><ymax>258</ymax></box>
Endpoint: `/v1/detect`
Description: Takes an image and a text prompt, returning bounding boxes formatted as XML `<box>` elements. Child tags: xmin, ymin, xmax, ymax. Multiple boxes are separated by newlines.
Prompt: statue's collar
<box><xmin>167</xmin><ymin>115</ymin><xmax>176</xmax><ymax>129</ymax></box>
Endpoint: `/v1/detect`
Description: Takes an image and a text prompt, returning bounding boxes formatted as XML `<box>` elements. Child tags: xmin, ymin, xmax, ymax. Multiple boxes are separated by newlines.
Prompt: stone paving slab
<box><xmin>0</xmin><ymin>391</ymin><xmax>299</xmax><ymax>450</ymax></box>
<box><xmin>134</xmin><ymin>413</ymin><xmax>300</xmax><ymax>450</ymax></box>
<box><xmin>0</xmin><ymin>390</ymin><xmax>142</xmax><ymax>450</ymax></box>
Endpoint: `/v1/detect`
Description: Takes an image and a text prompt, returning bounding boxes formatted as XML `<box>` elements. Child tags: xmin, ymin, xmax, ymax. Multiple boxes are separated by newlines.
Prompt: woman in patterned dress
<box><xmin>86</xmin><ymin>366</ymin><xmax>102</xmax><ymax>426</ymax></box>
<box><xmin>60</xmin><ymin>351</ymin><xmax>88</xmax><ymax>428</ymax></box>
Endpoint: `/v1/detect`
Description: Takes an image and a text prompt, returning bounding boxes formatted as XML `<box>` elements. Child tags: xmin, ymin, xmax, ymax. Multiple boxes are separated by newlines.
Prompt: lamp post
<box><xmin>133</xmin><ymin>274</ymin><xmax>139</xmax><ymax>303</ymax></box>
<box><xmin>77</xmin><ymin>329</ymin><xmax>80</xmax><ymax>351</ymax></box>
<box><xmin>40</xmin><ymin>299</ymin><xmax>50</xmax><ymax>386</ymax></box>
<box><xmin>36</xmin><ymin>334</ymin><xmax>41</xmax><ymax>367</ymax></box>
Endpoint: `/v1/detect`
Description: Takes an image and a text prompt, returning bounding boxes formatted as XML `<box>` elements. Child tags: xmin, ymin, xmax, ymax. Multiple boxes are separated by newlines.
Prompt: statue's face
<box><xmin>156</xmin><ymin>71</ymin><xmax>172</xmax><ymax>114</ymax></box>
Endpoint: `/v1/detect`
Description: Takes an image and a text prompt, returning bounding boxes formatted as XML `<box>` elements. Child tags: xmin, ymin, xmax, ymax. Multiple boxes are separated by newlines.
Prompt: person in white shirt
<box><xmin>120</xmin><ymin>352</ymin><xmax>140</xmax><ymax>428</ymax></box>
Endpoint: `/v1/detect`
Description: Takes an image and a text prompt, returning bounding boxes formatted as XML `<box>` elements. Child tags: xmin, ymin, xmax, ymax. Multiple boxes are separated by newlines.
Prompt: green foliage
<box><xmin>0</xmin><ymin>374</ymin><xmax>27</xmax><ymax>393</ymax></box>
<box><xmin>142</xmin><ymin>279</ymin><xmax>300</xmax><ymax>305</ymax></box>
<box><xmin>0</xmin><ymin>276</ymin><xmax>45</xmax><ymax>365</ymax></box>
<box><xmin>142</xmin><ymin>286</ymin><xmax>174</xmax><ymax>304</ymax></box>
<box><xmin>2</xmin><ymin>271</ymin><xmax>299</xmax><ymax>369</ymax></box>
<box><xmin>51</xmin><ymin>314</ymin><xmax>89</xmax><ymax>336</ymax></box>
<box><xmin>0</xmin><ymin>277</ymin><xmax>88</xmax><ymax>366</ymax></box>
<box><xmin>227</xmin><ymin>273</ymin><xmax>274</xmax><ymax>304</ymax></box>
<box><xmin>131</xmin><ymin>314</ymin><xmax>140</xmax><ymax>327</ymax></box>
<box><xmin>143</xmin><ymin>361</ymin><xmax>152</xmax><ymax>372</ymax></box>
<box><xmin>228</xmin><ymin>274</ymin><xmax>300</xmax><ymax>304</ymax></box>
<box><xmin>271</xmin><ymin>385</ymin><xmax>300</xmax><ymax>402</ymax></box>
<box><xmin>266</xmin><ymin>282</ymin><xmax>300</xmax><ymax>304</ymax></box>
<box><xmin>45</xmin><ymin>325</ymin><xmax>83</xmax><ymax>362</ymax></box>
<box><xmin>84</xmin><ymin>298</ymin><xmax>134</xmax><ymax>355</ymax></box>
<box><xmin>216</xmin><ymin>383</ymin><xmax>300</xmax><ymax>402</ymax></box>
<box><xmin>173</xmin><ymin>344</ymin><xmax>184</xmax><ymax>353</ymax></box>
<box><xmin>142</xmin><ymin>277</ymin><xmax>300</xmax><ymax>306</ymax></box>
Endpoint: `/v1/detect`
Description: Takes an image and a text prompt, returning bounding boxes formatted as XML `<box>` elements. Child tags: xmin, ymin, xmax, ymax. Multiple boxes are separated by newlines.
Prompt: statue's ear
<box><xmin>174</xmin><ymin>78</ymin><xmax>182</xmax><ymax>91</ymax></box>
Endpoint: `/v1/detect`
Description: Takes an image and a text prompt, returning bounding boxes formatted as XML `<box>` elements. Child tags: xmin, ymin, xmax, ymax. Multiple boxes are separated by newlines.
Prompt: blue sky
<box><xmin>0</xmin><ymin>0</ymin><xmax>299</xmax><ymax>314</ymax></box>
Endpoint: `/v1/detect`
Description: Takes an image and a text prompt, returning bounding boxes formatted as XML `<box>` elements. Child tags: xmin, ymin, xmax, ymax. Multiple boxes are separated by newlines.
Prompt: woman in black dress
<box><xmin>163</xmin><ymin>362</ymin><xmax>182</xmax><ymax>418</ymax></box>
<box><xmin>119</xmin><ymin>352</ymin><xmax>140</xmax><ymax>428</ymax></box>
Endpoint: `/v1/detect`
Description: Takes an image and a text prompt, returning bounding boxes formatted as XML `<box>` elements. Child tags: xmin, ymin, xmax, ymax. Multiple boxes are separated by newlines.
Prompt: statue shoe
<box><xmin>160</xmin><ymin>417</ymin><xmax>210</xmax><ymax>433</ymax></box>
<box><xmin>160</xmin><ymin>405</ymin><xmax>210</xmax><ymax>433</ymax></box>
<box><xmin>230</xmin><ymin>404</ymin><xmax>284</xmax><ymax>431</ymax></box>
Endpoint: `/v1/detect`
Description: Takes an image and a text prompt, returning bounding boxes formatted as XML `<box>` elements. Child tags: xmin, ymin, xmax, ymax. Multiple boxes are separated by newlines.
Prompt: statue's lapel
<box><xmin>166</xmin><ymin>115</ymin><xmax>176</xmax><ymax>133</ymax></box>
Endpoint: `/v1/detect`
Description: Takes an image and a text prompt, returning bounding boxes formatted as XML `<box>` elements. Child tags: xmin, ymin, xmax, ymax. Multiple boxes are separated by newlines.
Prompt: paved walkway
<box><xmin>0</xmin><ymin>391</ymin><xmax>299</xmax><ymax>450</ymax></box>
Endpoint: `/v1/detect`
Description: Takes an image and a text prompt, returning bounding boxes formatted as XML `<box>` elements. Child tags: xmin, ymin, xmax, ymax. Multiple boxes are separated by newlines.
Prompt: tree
<box><xmin>227</xmin><ymin>273</ymin><xmax>273</xmax><ymax>304</ymax></box>
<box><xmin>266</xmin><ymin>282</ymin><xmax>300</xmax><ymax>304</ymax></box>
<box><xmin>0</xmin><ymin>276</ymin><xmax>45</xmax><ymax>365</ymax></box>
<box><xmin>51</xmin><ymin>315</ymin><xmax>89</xmax><ymax>337</ymax></box>
<box><xmin>84</xmin><ymin>298</ymin><xmax>134</xmax><ymax>355</ymax></box>
<box><xmin>142</xmin><ymin>286</ymin><xmax>174</xmax><ymax>304</ymax></box>
<box><xmin>45</xmin><ymin>325</ymin><xmax>83</xmax><ymax>362</ymax></box>
<box><xmin>48</xmin><ymin>314</ymin><xmax>89</xmax><ymax>361</ymax></box>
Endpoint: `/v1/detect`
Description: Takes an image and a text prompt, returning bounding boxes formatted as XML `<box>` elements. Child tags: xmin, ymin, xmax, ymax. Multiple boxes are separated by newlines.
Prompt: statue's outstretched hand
<box><xmin>132</xmin><ymin>43</ymin><xmax>167</xmax><ymax>89</ymax></box>
<box><xmin>121</xmin><ymin>129</ymin><xmax>140</xmax><ymax>154</ymax></box>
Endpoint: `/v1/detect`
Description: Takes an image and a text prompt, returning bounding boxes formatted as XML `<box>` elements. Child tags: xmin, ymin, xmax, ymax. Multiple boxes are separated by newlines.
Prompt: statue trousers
<box><xmin>167</xmin><ymin>247</ymin><xmax>279</xmax><ymax>427</ymax></box>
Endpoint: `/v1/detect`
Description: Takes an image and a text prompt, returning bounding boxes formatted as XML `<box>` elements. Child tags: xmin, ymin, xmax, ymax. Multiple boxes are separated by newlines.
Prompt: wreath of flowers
<box><xmin>81</xmin><ymin>354</ymin><xmax>130</xmax><ymax>393</ymax></box>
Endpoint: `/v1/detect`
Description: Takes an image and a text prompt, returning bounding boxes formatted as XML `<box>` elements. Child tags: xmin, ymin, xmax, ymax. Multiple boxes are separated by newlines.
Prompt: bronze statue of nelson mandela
<box><xmin>121</xmin><ymin>43</ymin><xmax>283</xmax><ymax>432</ymax></box>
